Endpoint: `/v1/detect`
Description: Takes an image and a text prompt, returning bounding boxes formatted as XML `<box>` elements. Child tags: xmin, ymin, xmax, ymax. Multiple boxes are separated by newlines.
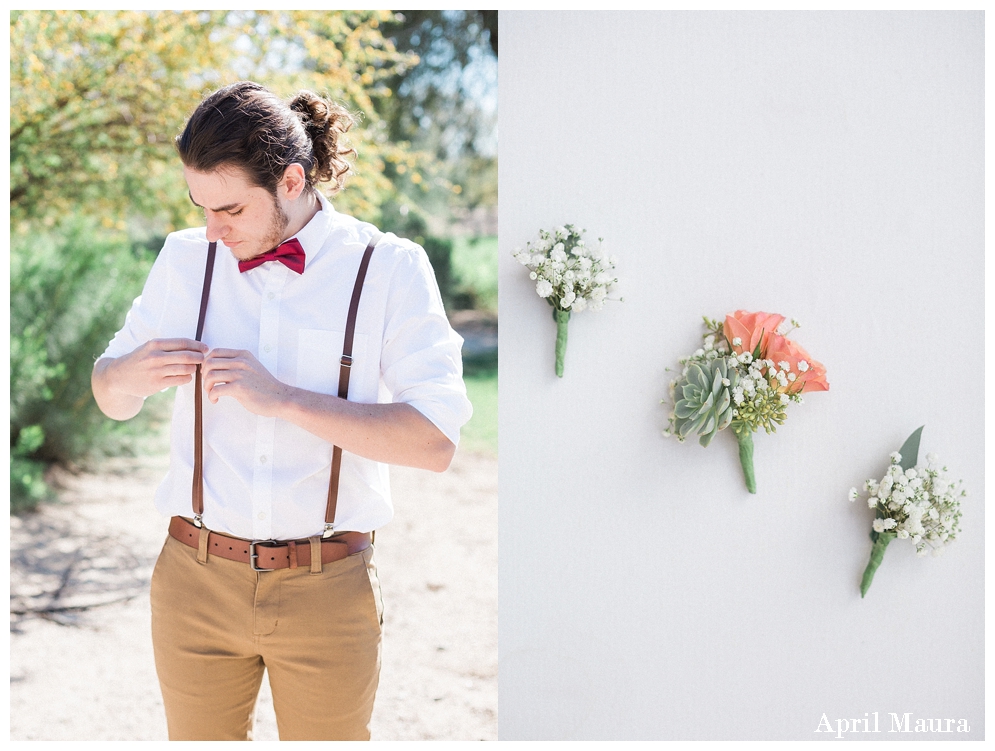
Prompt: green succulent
<box><xmin>674</xmin><ymin>358</ymin><xmax>738</xmax><ymax>447</ymax></box>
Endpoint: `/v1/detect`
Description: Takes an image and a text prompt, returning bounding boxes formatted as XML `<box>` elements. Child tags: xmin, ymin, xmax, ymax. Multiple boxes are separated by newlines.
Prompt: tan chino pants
<box><xmin>149</xmin><ymin>531</ymin><xmax>383</xmax><ymax>740</ymax></box>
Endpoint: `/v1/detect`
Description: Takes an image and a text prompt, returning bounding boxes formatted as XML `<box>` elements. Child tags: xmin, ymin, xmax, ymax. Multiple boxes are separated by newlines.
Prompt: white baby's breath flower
<box><xmin>571</xmin><ymin>297</ymin><xmax>588</xmax><ymax>312</ymax></box>
<box><xmin>889</xmin><ymin>451</ymin><xmax>902</xmax><ymax>464</ymax></box>
<box><xmin>798</xmin><ymin>360</ymin><xmax>809</xmax><ymax>372</ymax></box>
<box><xmin>732</xmin><ymin>337</ymin><xmax>742</xmax><ymax>347</ymax></box>
<box><xmin>535</xmin><ymin>280</ymin><xmax>553</xmax><ymax>298</ymax></box>
<box><xmin>873</xmin><ymin>519</ymin><xmax>887</xmax><ymax>533</ymax></box>
<box><xmin>778</xmin><ymin>361</ymin><xmax>790</xmax><ymax>371</ymax></box>
<box><xmin>529</xmin><ymin>271</ymin><xmax>537</xmax><ymax>280</ymax></box>
<box><xmin>779</xmin><ymin>394</ymin><xmax>789</xmax><ymax>405</ymax></box>
<box><xmin>848</xmin><ymin>487</ymin><xmax>859</xmax><ymax>502</ymax></box>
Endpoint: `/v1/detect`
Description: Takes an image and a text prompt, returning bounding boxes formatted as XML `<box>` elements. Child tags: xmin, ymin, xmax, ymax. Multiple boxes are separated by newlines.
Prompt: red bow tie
<box><xmin>237</xmin><ymin>238</ymin><xmax>306</xmax><ymax>274</ymax></box>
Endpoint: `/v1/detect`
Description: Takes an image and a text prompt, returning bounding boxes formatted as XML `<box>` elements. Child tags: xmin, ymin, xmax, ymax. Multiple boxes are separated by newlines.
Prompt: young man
<box><xmin>91</xmin><ymin>81</ymin><xmax>471</xmax><ymax>740</ymax></box>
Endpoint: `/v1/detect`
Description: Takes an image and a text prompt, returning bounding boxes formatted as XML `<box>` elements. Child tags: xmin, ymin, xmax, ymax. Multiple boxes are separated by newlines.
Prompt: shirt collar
<box><xmin>288</xmin><ymin>190</ymin><xmax>335</xmax><ymax>271</ymax></box>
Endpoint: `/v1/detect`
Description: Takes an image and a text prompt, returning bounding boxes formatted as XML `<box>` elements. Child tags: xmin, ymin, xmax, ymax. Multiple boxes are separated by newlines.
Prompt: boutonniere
<box><xmin>849</xmin><ymin>427</ymin><xmax>965</xmax><ymax>597</ymax></box>
<box><xmin>663</xmin><ymin>311</ymin><xmax>828</xmax><ymax>493</ymax></box>
<box><xmin>513</xmin><ymin>224</ymin><xmax>620</xmax><ymax>377</ymax></box>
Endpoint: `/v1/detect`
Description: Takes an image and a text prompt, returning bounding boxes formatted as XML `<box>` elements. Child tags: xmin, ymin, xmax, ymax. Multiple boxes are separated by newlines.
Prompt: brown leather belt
<box><xmin>168</xmin><ymin>516</ymin><xmax>371</xmax><ymax>571</ymax></box>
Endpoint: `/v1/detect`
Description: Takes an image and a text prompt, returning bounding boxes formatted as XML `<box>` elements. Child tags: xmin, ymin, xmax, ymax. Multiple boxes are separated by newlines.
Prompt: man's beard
<box><xmin>260</xmin><ymin>193</ymin><xmax>291</xmax><ymax>253</ymax></box>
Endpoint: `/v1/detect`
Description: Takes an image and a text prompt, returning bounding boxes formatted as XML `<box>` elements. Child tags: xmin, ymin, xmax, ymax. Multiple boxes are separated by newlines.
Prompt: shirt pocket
<box><xmin>297</xmin><ymin>328</ymin><xmax>369</xmax><ymax>397</ymax></box>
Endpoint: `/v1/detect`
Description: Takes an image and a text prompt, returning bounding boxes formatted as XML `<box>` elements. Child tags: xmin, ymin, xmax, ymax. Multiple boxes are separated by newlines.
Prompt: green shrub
<box><xmin>460</xmin><ymin>350</ymin><xmax>498</xmax><ymax>457</ymax></box>
<box><xmin>451</xmin><ymin>235</ymin><xmax>497</xmax><ymax>312</ymax></box>
<box><xmin>9</xmin><ymin>220</ymin><xmax>160</xmax><ymax>509</ymax></box>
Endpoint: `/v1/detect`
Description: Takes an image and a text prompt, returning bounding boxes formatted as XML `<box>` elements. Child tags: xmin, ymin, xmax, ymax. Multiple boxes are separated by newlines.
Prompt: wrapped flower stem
<box><xmin>849</xmin><ymin>426</ymin><xmax>965</xmax><ymax>599</ymax></box>
<box><xmin>513</xmin><ymin>225</ymin><xmax>620</xmax><ymax>379</ymax></box>
<box><xmin>553</xmin><ymin>309</ymin><xmax>570</xmax><ymax>377</ymax></box>
<box><xmin>860</xmin><ymin>530</ymin><xmax>895</xmax><ymax>598</ymax></box>
<box><xmin>734</xmin><ymin>427</ymin><xmax>757</xmax><ymax>494</ymax></box>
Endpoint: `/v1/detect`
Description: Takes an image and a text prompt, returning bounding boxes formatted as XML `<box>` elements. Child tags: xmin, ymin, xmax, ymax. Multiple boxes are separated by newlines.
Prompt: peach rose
<box><xmin>723</xmin><ymin>310</ymin><xmax>785</xmax><ymax>356</ymax></box>
<box><xmin>764</xmin><ymin>333</ymin><xmax>829</xmax><ymax>393</ymax></box>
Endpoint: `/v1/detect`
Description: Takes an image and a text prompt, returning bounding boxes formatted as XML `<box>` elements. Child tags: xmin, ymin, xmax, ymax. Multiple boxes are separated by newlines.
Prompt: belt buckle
<box><xmin>249</xmin><ymin>540</ymin><xmax>279</xmax><ymax>572</ymax></box>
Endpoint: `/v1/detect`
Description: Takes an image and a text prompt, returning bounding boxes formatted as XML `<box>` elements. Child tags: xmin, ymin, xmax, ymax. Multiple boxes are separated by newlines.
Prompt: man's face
<box><xmin>184</xmin><ymin>165</ymin><xmax>289</xmax><ymax>261</ymax></box>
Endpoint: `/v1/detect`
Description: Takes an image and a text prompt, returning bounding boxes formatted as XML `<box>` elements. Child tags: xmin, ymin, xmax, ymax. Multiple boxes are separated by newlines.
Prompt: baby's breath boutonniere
<box><xmin>849</xmin><ymin>427</ymin><xmax>965</xmax><ymax>597</ymax></box>
<box><xmin>513</xmin><ymin>225</ymin><xmax>621</xmax><ymax>377</ymax></box>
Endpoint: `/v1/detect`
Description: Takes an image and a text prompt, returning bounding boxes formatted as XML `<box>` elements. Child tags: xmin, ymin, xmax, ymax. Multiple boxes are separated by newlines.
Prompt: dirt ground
<box><xmin>9</xmin><ymin>448</ymin><xmax>497</xmax><ymax>741</ymax></box>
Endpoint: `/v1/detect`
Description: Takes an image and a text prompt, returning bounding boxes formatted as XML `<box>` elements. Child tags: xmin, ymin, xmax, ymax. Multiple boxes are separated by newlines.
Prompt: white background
<box><xmin>497</xmin><ymin>11</ymin><xmax>984</xmax><ymax>740</ymax></box>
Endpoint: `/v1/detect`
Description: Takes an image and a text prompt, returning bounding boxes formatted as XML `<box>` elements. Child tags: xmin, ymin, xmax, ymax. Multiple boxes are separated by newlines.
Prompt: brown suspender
<box><xmin>191</xmin><ymin>232</ymin><xmax>382</xmax><ymax>534</ymax></box>
<box><xmin>191</xmin><ymin>242</ymin><xmax>217</xmax><ymax>526</ymax></box>
<box><xmin>324</xmin><ymin>233</ymin><xmax>380</xmax><ymax>534</ymax></box>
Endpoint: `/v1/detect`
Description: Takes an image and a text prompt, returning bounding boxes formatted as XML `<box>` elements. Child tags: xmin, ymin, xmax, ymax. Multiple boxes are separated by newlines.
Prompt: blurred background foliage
<box><xmin>10</xmin><ymin>10</ymin><xmax>498</xmax><ymax>510</ymax></box>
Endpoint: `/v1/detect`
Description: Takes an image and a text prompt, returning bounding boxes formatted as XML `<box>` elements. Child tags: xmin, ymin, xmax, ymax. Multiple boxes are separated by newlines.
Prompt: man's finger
<box><xmin>201</xmin><ymin>362</ymin><xmax>237</xmax><ymax>379</ymax></box>
<box><xmin>163</xmin><ymin>363</ymin><xmax>200</xmax><ymax>376</ymax></box>
<box><xmin>161</xmin><ymin>374</ymin><xmax>194</xmax><ymax>386</ymax></box>
<box><xmin>205</xmin><ymin>381</ymin><xmax>231</xmax><ymax>404</ymax></box>
<box><xmin>155</xmin><ymin>350</ymin><xmax>206</xmax><ymax>366</ymax></box>
<box><xmin>205</xmin><ymin>347</ymin><xmax>250</xmax><ymax>359</ymax></box>
<box><xmin>150</xmin><ymin>338</ymin><xmax>209</xmax><ymax>353</ymax></box>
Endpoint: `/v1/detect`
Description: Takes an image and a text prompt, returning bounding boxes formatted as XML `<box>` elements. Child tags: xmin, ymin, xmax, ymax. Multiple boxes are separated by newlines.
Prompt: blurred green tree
<box><xmin>377</xmin><ymin>10</ymin><xmax>498</xmax><ymax>217</ymax></box>
<box><xmin>10</xmin><ymin>10</ymin><xmax>418</xmax><ymax>233</ymax></box>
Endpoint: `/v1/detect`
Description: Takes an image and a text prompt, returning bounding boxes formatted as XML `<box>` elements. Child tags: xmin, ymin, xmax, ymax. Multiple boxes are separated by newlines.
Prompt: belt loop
<box><xmin>288</xmin><ymin>540</ymin><xmax>298</xmax><ymax>570</ymax></box>
<box><xmin>309</xmin><ymin>536</ymin><xmax>322</xmax><ymax>575</ymax></box>
<box><xmin>197</xmin><ymin>525</ymin><xmax>210</xmax><ymax>564</ymax></box>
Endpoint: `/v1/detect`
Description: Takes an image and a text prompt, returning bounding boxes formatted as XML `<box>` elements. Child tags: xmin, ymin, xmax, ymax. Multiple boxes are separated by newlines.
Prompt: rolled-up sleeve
<box><xmin>100</xmin><ymin>244</ymin><xmax>173</xmax><ymax>361</ymax></box>
<box><xmin>380</xmin><ymin>244</ymin><xmax>473</xmax><ymax>447</ymax></box>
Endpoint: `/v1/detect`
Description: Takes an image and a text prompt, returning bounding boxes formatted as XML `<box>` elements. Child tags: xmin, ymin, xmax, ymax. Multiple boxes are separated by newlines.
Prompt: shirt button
<box><xmin>259</xmin><ymin>455</ymin><xmax>267</xmax><ymax>464</ymax></box>
<box><xmin>257</xmin><ymin>512</ymin><xmax>266</xmax><ymax>520</ymax></box>
<box><xmin>263</xmin><ymin>344</ymin><xmax>272</xmax><ymax>353</ymax></box>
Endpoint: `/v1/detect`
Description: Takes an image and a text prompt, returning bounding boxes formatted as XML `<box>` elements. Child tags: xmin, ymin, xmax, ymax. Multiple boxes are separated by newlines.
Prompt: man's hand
<box><xmin>202</xmin><ymin>348</ymin><xmax>456</xmax><ymax>472</ymax></box>
<box><xmin>92</xmin><ymin>338</ymin><xmax>208</xmax><ymax>420</ymax></box>
<box><xmin>201</xmin><ymin>348</ymin><xmax>287</xmax><ymax>417</ymax></box>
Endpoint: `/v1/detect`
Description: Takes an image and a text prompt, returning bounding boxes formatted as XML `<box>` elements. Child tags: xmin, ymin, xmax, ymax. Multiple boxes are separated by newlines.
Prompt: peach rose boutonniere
<box><xmin>663</xmin><ymin>311</ymin><xmax>829</xmax><ymax>493</ymax></box>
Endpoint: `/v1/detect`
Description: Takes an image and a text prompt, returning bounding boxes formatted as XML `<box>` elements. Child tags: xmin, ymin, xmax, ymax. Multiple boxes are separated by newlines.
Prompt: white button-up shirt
<box><xmin>102</xmin><ymin>192</ymin><xmax>472</xmax><ymax>539</ymax></box>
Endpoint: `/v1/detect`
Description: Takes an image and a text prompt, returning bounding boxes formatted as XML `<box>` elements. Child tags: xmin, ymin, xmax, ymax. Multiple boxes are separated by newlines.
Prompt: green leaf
<box><xmin>898</xmin><ymin>426</ymin><xmax>924</xmax><ymax>471</ymax></box>
<box><xmin>14</xmin><ymin>424</ymin><xmax>46</xmax><ymax>456</ymax></box>
<box><xmin>751</xmin><ymin>331</ymin><xmax>764</xmax><ymax>361</ymax></box>
<box><xmin>716</xmin><ymin>389</ymin><xmax>730</xmax><ymax>414</ymax></box>
<box><xmin>674</xmin><ymin>400</ymin><xmax>696</xmax><ymax>419</ymax></box>
<box><xmin>711</xmin><ymin>372</ymin><xmax>724</xmax><ymax>399</ymax></box>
